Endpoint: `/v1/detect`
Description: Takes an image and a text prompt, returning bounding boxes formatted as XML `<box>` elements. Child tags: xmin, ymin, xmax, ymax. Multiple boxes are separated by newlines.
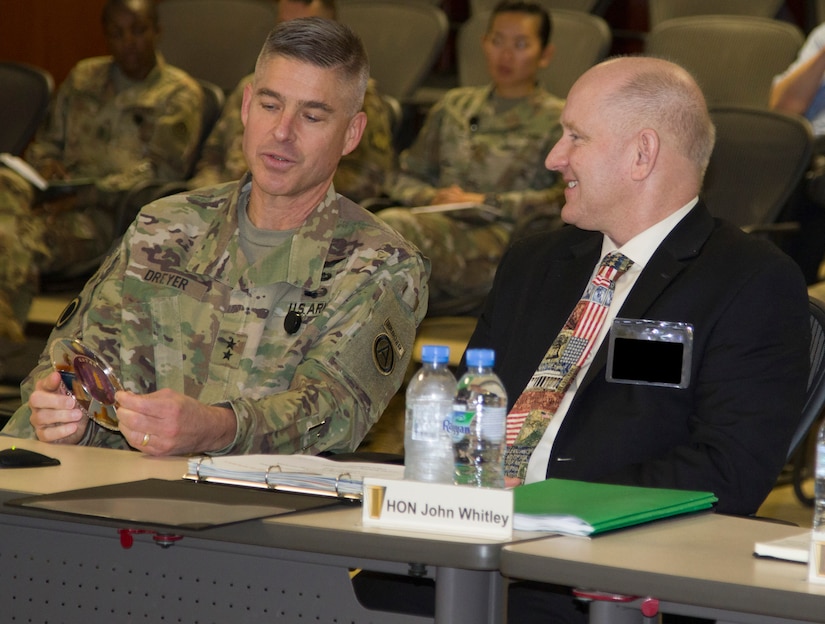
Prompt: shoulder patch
<box><xmin>372</xmin><ymin>333</ymin><xmax>395</xmax><ymax>376</ymax></box>
<box><xmin>55</xmin><ymin>297</ymin><xmax>81</xmax><ymax>329</ymax></box>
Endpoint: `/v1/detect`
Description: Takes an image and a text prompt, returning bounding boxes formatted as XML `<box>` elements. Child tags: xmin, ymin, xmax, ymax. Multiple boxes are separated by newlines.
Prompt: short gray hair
<box><xmin>256</xmin><ymin>17</ymin><xmax>369</xmax><ymax>114</ymax></box>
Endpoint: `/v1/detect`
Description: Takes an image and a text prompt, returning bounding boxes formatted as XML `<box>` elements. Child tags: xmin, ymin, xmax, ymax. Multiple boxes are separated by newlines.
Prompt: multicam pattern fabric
<box><xmin>378</xmin><ymin>84</ymin><xmax>565</xmax><ymax>307</ymax></box>
<box><xmin>189</xmin><ymin>75</ymin><xmax>395</xmax><ymax>202</ymax></box>
<box><xmin>26</xmin><ymin>54</ymin><xmax>203</xmax><ymax>192</ymax></box>
<box><xmin>4</xmin><ymin>175</ymin><xmax>429</xmax><ymax>456</ymax></box>
<box><xmin>0</xmin><ymin>54</ymin><xmax>203</xmax><ymax>338</ymax></box>
<box><xmin>0</xmin><ymin>170</ymin><xmax>48</xmax><ymax>340</ymax></box>
<box><xmin>503</xmin><ymin>252</ymin><xmax>634</xmax><ymax>480</ymax></box>
<box><xmin>388</xmin><ymin>84</ymin><xmax>565</xmax><ymax>223</ymax></box>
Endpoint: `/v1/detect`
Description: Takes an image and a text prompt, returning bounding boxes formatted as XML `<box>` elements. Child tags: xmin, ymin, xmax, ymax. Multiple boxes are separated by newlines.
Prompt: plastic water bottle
<box><xmin>452</xmin><ymin>348</ymin><xmax>507</xmax><ymax>488</ymax></box>
<box><xmin>403</xmin><ymin>345</ymin><xmax>456</xmax><ymax>483</ymax></box>
<box><xmin>814</xmin><ymin>419</ymin><xmax>825</xmax><ymax>531</ymax></box>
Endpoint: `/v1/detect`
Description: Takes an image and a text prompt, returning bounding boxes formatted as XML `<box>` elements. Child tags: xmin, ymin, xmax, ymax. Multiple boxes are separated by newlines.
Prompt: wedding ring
<box><xmin>141</xmin><ymin>432</ymin><xmax>150</xmax><ymax>447</ymax></box>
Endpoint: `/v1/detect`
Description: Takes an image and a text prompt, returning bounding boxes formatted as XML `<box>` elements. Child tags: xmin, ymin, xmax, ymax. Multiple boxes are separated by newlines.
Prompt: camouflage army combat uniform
<box><xmin>377</xmin><ymin>84</ymin><xmax>565</xmax><ymax>309</ymax></box>
<box><xmin>0</xmin><ymin>172</ymin><xmax>49</xmax><ymax>341</ymax></box>
<box><xmin>0</xmin><ymin>54</ymin><xmax>203</xmax><ymax>339</ymax></box>
<box><xmin>4</xmin><ymin>174</ymin><xmax>429</xmax><ymax>455</ymax></box>
<box><xmin>189</xmin><ymin>75</ymin><xmax>395</xmax><ymax>203</ymax></box>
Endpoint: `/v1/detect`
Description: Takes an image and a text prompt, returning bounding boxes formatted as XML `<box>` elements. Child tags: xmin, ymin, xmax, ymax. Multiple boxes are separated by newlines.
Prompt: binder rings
<box><xmin>183</xmin><ymin>454</ymin><xmax>405</xmax><ymax>500</ymax></box>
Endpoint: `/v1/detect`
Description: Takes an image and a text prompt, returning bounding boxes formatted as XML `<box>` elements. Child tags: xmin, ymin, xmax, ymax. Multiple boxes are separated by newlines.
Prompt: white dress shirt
<box><xmin>523</xmin><ymin>199</ymin><xmax>699</xmax><ymax>484</ymax></box>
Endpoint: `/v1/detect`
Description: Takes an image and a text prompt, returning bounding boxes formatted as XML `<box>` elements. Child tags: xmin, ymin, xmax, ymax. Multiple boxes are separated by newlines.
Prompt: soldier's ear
<box><xmin>342</xmin><ymin>111</ymin><xmax>367</xmax><ymax>156</ymax></box>
<box><xmin>539</xmin><ymin>42</ymin><xmax>554</xmax><ymax>69</ymax></box>
<box><xmin>241</xmin><ymin>82</ymin><xmax>254</xmax><ymax>127</ymax></box>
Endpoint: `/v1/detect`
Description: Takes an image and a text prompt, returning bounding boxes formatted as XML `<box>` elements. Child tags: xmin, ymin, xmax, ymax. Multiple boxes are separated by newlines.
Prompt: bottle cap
<box><xmin>466</xmin><ymin>348</ymin><xmax>495</xmax><ymax>367</ymax></box>
<box><xmin>421</xmin><ymin>344</ymin><xmax>450</xmax><ymax>364</ymax></box>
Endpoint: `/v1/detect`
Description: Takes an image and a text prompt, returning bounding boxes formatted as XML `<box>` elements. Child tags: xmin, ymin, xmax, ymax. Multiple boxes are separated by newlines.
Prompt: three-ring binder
<box><xmin>186</xmin><ymin>457</ymin><xmax>366</xmax><ymax>501</ymax></box>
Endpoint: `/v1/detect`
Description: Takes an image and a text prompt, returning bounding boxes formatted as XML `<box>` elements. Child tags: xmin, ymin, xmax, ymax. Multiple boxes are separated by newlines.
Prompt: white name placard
<box><xmin>361</xmin><ymin>477</ymin><xmax>513</xmax><ymax>540</ymax></box>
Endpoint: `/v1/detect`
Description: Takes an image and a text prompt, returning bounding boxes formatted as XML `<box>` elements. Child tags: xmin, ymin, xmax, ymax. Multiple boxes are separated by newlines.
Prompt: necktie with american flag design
<box><xmin>503</xmin><ymin>251</ymin><xmax>634</xmax><ymax>481</ymax></box>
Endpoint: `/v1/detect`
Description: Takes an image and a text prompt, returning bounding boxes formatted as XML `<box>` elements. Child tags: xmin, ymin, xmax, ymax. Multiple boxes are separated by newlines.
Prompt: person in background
<box><xmin>376</xmin><ymin>0</ymin><xmax>565</xmax><ymax>314</ymax></box>
<box><xmin>771</xmin><ymin>23</ymin><xmax>825</xmax><ymax>284</ymax></box>
<box><xmin>771</xmin><ymin>21</ymin><xmax>825</xmax><ymax>135</ymax></box>
<box><xmin>0</xmin><ymin>0</ymin><xmax>203</xmax><ymax>342</ymax></box>
<box><xmin>464</xmin><ymin>55</ymin><xmax>809</xmax><ymax>622</ymax></box>
<box><xmin>188</xmin><ymin>0</ymin><xmax>395</xmax><ymax>204</ymax></box>
<box><xmin>2</xmin><ymin>18</ymin><xmax>429</xmax><ymax>458</ymax></box>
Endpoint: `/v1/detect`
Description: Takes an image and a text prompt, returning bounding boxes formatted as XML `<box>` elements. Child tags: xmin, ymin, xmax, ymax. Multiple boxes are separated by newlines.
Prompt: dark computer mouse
<box><xmin>0</xmin><ymin>447</ymin><xmax>60</xmax><ymax>468</ymax></box>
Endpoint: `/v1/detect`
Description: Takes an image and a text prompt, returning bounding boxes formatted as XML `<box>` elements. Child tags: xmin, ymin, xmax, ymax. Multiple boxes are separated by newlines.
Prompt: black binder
<box><xmin>6</xmin><ymin>478</ymin><xmax>343</xmax><ymax>530</ymax></box>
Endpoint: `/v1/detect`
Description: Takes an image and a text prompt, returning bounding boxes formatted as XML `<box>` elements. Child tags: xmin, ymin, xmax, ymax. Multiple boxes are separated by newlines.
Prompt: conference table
<box><xmin>500</xmin><ymin>512</ymin><xmax>825</xmax><ymax>624</ymax></box>
<box><xmin>0</xmin><ymin>435</ymin><xmax>516</xmax><ymax>624</ymax></box>
<box><xmin>7</xmin><ymin>435</ymin><xmax>825</xmax><ymax>624</ymax></box>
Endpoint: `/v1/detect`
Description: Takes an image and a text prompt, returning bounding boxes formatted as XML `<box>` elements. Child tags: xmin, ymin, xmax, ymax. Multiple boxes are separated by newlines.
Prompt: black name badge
<box><xmin>606</xmin><ymin>319</ymin><xmax>693</xmax><ymax>389</ymax></box>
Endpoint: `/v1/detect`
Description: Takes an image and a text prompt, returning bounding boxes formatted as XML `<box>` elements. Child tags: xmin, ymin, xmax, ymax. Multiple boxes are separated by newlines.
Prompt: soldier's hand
<box><xmin>29</xmin><ymin>371</ymin><xmax>90</xmax><ymax>445</ymax></box>
<box><xmin>38</xmin><ymin>158</ymin><xmax>69</xmax><ymax>181</ymax></box>
<box><xmin>115</xmin><ymin>388</ymin><xmax>236</xmax><ymax>456</ymax></box>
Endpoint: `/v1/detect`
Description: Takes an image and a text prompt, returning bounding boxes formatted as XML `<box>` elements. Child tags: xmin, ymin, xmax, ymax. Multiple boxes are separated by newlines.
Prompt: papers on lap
<box><xmin>0</xmin><ymin>152</ymin><xmax>94</xmax><ymax>195</ymax></box>
<box><xmin>409</xmin><ymin>201</ymin><xmax>503</xmax><ymax>224</ymax></box>
<box><xmin>185</xmin><ymin>454</ymin><xmax>405</xmax><ymax>500</ymax></box>
<box><xmin>513</xmin><ymin>478</ymin><xmax>718</xmax><ymax>536</ymax></box>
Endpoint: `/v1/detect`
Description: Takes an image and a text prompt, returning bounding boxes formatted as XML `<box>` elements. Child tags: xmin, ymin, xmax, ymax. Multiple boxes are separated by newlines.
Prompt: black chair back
<box><xmin>702</xmin><ymin>106</ymin><xmax>813</xmax><ymax>233</ymax></box>
<box><xmin>790</xmin><ymin>296</ymin><xmax>825</xmax><ymax>506</ymax></box>
<box><xmin>0</xmin><ymin>61</ymin><xmax>53</xmax><ymax>155</ymax></box>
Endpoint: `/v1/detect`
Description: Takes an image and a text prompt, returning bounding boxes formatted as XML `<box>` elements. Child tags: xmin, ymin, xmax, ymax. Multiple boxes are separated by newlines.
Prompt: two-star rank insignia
<box><xmin>222</xmin><ymin>336</ymin><xmax>238</xmax><ymax>361</ymax></box>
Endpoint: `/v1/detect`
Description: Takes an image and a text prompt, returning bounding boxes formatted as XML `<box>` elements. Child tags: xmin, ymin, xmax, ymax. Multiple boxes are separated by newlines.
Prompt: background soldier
<box><xmin>0</xmin><ymin>0</ymin><xmax>203</xmax><ymax>341</ymax></box>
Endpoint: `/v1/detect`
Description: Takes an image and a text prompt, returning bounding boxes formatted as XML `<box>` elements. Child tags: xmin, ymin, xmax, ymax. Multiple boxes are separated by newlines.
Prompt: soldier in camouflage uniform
<box><xmin>377</xmin><ymin>1</ymin><xmax>565</xmax><ymax>312</ymax></box>
<box><xmin>3</xmin><ymin>18</ymin><xmax>429</xmax><ymax>458</ymax></box>
<box><xmin>0</xmin><ymin>173</ymin><xmax>50</xmax><ymax>342</ymax></box>
<box><xmin>0</xmin><ymin>0</ymin><xmax>203</xmax><ymax>341</ymax></box>
<box><xmin>188</xmin><ymin>0</ymin><xmax>395</xmax><ymax>203</ymax></box>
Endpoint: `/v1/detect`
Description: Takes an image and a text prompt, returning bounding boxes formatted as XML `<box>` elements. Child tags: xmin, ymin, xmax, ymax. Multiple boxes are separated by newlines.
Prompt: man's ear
<box><xmin>342</xmin><ymin>111</ymin><xmax>367</xmax><ymax>156</ymax></box>
<box><xmin>631</xmin><ymin>128</ymin><xmax>659</xmax><ymax>181</ymax></box>
<box><xmin>240</xmin><ymin>81</ymin><xmax>253</xmax><ymax>128</ymax></box>
<box><xmin>539</xmin><ymin>42</ymin><xmax>555</xmax><ymax>70</ymax></box>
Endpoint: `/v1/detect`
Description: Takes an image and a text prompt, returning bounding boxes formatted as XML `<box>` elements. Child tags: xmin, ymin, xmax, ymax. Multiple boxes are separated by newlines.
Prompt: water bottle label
<box><xmin>411</xmin><ymin>403</ymin><xmax>451</xmax><ymax>442</ymax></box>
<box><xmin>450</xmin><ymin>406</ymin><xmax>507</xmax><ymax>442</ymax></box>
<box><xmin>480</xmin><ymin>406</ymin><xmax>507</xmax><ymax>442</ymax></box>
<box><xmin>451</xmin><ymin>406</ymin><xmax>473</xmax><ymax>442</ymax></box>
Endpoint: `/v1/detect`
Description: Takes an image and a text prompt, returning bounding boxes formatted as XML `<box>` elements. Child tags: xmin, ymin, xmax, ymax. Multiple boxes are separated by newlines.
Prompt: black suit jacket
<box><xmin>465</xmin><ymin>202</ymin><xmax>810</xmax><ymax>515</ymax></box>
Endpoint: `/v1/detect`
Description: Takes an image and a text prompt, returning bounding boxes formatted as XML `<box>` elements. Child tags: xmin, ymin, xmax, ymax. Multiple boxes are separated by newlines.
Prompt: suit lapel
<box><xmin>578</xmin><ymin>202</ymin><xmax>716</xmax><ymax>392</ymax></box>
<box><xmin>516</xmin><ymin>235</ymin><xmax>602</xmax><ymax>380</ymax></box>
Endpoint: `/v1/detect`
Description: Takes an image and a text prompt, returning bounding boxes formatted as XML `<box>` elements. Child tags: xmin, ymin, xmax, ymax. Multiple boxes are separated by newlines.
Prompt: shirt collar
<box><xmin>600</xmin><ymin>197</ymin><xmax>699</xmax><ymax>270</ymax></box>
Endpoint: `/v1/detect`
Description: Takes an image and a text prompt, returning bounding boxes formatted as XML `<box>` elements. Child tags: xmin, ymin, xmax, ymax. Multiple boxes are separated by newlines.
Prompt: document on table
<box><xmin>754</xmin><ymin>530</ymin><xmax>811</xmax><ymax>563</ymax></box>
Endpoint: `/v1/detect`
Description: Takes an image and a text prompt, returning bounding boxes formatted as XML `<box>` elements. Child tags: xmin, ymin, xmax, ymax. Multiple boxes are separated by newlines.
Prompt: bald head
<box><xmin>546</xmin><ymin>56</ymin><xmax>716</xmax><ymax>244</ymax></box>
<box><xmin>576</xmin><ymin>57</ymin><xmax>716</xmax><ymax>180</ymax></box>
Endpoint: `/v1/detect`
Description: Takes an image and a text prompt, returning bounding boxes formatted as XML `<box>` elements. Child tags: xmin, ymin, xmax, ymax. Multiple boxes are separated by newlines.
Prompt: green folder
<box><xmin>513</xmin><ymin>478</ymin><xmax>718</xmax><ymax>535</ymax></box>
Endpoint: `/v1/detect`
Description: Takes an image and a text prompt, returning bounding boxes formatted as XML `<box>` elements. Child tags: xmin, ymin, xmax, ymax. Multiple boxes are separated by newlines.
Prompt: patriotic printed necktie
<box><xmin>503</xmin><ymin>251</ymin><xmax>634</xmax><ymax>481</ymax></box>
